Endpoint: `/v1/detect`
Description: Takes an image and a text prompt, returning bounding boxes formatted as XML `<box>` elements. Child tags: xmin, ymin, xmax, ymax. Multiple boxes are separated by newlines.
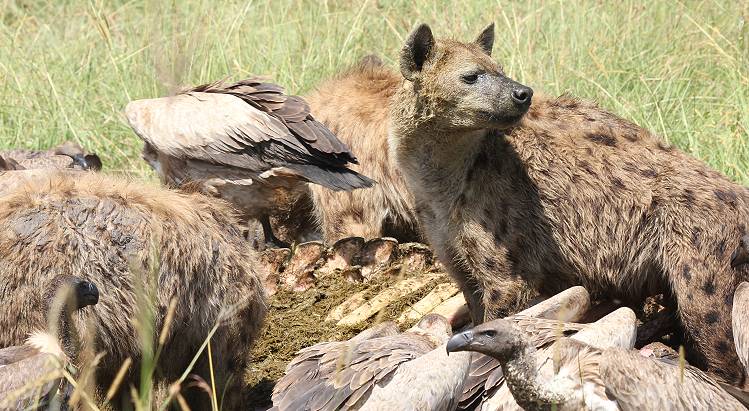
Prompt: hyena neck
<box><xmin>389</xmin><ymin>89</ymin><xmax>488</xmax><ymax>208</ymax></box>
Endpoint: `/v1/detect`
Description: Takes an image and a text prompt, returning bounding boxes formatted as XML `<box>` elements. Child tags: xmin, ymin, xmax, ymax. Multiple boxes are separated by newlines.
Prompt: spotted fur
<box><xmin>0</xmin><ymin>171</ymin><xmax>268</xmax><ymax>408</ymax></box>
<box><xmin>389</xmin><ymin>24</ymin><xmax>749</xmax><ymax>384</ymax></box>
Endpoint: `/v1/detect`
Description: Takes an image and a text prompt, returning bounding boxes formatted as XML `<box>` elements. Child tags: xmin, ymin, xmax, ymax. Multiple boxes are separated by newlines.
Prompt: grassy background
<box><xmin>1</xmin><ymin>0</ymin><xmax>748</xmax><ymax>183</ymax></box>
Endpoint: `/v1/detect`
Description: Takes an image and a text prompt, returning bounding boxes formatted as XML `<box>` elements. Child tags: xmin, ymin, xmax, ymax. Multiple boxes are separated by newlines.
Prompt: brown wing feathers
<box><xmin>272</xmin><ymin>331</ymin><xmax>437</xmax><ymax>411</ymax></box>
<box><xmin>186</xmin><ymin>79</ymin><xmax>354</xmax><ymax>160</ymax></box>
<box><xmin>184</xmin><ymin>78</ymin><xmax>374</xmax><ymax>191</ymax></box>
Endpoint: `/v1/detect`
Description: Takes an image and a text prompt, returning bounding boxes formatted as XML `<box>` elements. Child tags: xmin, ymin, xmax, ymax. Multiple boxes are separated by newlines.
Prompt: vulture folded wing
<box><xmin>600</xmin><ymin>348</ymin><xmax>745</xmax><ymax>411</ymax></box>
<box><xmin>733</xmin><ymin>282</ymin><xmax>749</xmax><ymax>374</ymax></box>
<box><xmin>209</xmin><ymin>79</ymin><xmax>353</xmax><ymax>158</ymax></box>
<box><xmin>0</xmin><ymin>149</ymin><xmax>36</xmax><ymax>161</ymax></box>
<box><xmin>0</xmin><ymin>352</ymin><xmax>64</xmax><ymax>409</ymax></box>
<box><xmin>719</xmin><ymin>383</ymin><xmax>749</xmax><ymax>409</ymax></box>
<box><xmin>272</xmin><ymin>322</ymin><xmax>399</xmax><ymax>410</ymax></box>
<box><xmin>126</xmin><ymin>92</ymin><xmax>288</xmax><ymax>167</ymax></box>
<box><xmin>458</xmin><ymin>352</ymin><xmax>499</xmax><ymax>410</ymax></box>
<box><xmin>126</xmin><ymin>78</ymin><xmax>374</xmax><ymax>191</ymax></box>
<box><xmin>0</xmin><ymin>344</ymin><xmax>38</xmax><ymax>366</ymax></box>
<box><xmin>18</xmin><ymin>155</ymin><xmax>75</xmax><ymax>170</ymax></box>
<box><xmin>273</xmin><ymin>331</ymin><xmax>437</xmax><ymax>411</ymax></box>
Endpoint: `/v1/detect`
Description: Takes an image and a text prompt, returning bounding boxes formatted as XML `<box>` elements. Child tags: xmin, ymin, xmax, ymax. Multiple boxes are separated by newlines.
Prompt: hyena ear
<box><xmin>474</xmin><ymin>23</ymin><xmax>495</xmax><ymax>56</ymax></box>
<box><xmin>400</xmin><ymin>23</ymin><xmax>435</xmax><ymax>81</ymax></box>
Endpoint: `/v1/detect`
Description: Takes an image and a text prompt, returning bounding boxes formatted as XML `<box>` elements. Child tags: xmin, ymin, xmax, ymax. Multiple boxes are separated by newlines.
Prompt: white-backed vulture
<box><xmin>447</xmin><ymin>316</ymin><xmax>744</xmax><ymax>410</ymax></box>
<box><xmin>459</xmin><ymin>286</ymin><xmax>591</xmax><ymax>409</ymax></box>
<box><xmin>0</xmin><ymin>275</ymin><xmax>99</xmax><ymax>410</ymax></box>
<box><xmin>125</xmin><ymin>78</ymin><xmax>374</xmax><ymax>248</ymax></box>
<box><xmin>0</xmin><ymin>141</ymin><xmax>102</xmax><ymax>171</ymax></box>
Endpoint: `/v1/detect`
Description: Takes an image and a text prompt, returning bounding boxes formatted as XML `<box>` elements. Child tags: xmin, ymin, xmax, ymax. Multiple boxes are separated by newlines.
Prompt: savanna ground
<box><xmin>2</xmin><ymin>0</ymin><xmax>749</xmax><ymax>409</ymax></box>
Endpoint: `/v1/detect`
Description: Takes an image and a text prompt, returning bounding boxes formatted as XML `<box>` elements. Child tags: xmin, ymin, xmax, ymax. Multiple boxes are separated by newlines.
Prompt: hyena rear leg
<box><xmin>667</xmin><ymin>254</ymin><xmax>744</xmax><ymax>384</ymax></box>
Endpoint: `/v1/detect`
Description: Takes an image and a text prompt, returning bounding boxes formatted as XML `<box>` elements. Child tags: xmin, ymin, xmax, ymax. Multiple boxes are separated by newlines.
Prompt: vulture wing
<box><xmin>273</xmin><ymin>329</ymin><xmax>438</xmax><ymax>411</ymax></box>
<box><xmin>125</xmin><ymin>78</ymin><xmax>374</xmax><ymax>191</ymax></box>
<box><xmin>0</xmin><ymin>352</ymin><xmax>64</xmax><ymax>409</ymax></box>
<box><xmin>600</xmin><ymin>347</ymin><xmax>745</xmax><ymax>411</ymax></box>
<box><xmin>733</xmin><ymin>282</ymin><xmax>749</xmax><ymax>375</ymax></box>
<box><xmin>0</xmin><ymin>344</ymin><xmax>38</xmax><ymax>366</ymax></box>
<box><xmin>18</xmin><ymin>156</ymin><xmax>75</xmax><ymax>170</ymax></box>
<box><xmin>271</xmin><ymin>322</ymin><xmax>398</xmax><ymax>408</ymax></box>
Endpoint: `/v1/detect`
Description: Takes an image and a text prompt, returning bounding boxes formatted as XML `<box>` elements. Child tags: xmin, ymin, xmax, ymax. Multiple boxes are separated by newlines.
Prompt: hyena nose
<box><xmin>511</xmin><ymin>86</ymin><xmax>533</xmax><ymax>106</ymax></box>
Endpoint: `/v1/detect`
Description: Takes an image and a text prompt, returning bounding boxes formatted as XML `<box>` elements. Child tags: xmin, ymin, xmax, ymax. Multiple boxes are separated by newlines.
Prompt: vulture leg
<box><xmin>260</xmin><ymin>215</ymin><xmax>290</xmax><ymax>249</ymax></box>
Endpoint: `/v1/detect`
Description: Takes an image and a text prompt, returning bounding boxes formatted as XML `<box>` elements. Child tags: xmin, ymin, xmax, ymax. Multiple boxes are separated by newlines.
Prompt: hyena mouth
<box><xmin>479</xmin><ymin>111</ymin><xmax>527</xmax><ymax>128</ymax></box>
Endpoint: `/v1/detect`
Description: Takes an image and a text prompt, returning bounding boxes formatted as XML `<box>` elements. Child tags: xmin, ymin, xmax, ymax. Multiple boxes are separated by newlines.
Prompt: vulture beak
<box><xmin>446</xmin><ymin>330</ymin><xmax>474</xmax><ymax>354</ymax></box>
<box><xmin>732</xmin><ymin>247</ymin><xmax>749</xmax><ymax>270</ymax></box>
<box><xmin>75</xmin><ymin>280</ymin><xmax>100</xmax><ymax>308</ymax></box>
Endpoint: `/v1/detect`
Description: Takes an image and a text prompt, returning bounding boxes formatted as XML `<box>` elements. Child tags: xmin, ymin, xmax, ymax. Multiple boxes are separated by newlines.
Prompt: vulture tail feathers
<box><xmin>286</xmin><ymin>164</ymin><xmax>375</xmax><ymax>191</ymax></box>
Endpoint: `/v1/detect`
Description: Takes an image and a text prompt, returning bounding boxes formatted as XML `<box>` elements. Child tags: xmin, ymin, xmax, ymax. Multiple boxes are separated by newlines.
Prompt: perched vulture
<box><xmin>0</xmin><ymin>276</ymin><xmax>99</xmax><ymax>410</ymax></box>
<box><xmin>447</xmin><ymin>312</ymin><xmax>744</xmax><ymax>410</ymax></box>
<box><xmin>731</xmin><ymin>235</ymin><xmax>749</xmax><ymax>269</ymax></box>
<box><xmin>271</xmin><ymin>314</ymin><xmax>467</xmax><ymax>410</ymax></box>
<box><xmin>125</xmin><ymin>78</ymin><xmax>375</xmax><ymax>248</ymax></box>
<box><xmin>0</xmin><ymin>141</ymin><xmax>102</xmax><ymax>171</ymax></box>
<box><xmin>459</xmin><ymin>286</ymin><xmax>591</xmax><ymax>410</ymax></box>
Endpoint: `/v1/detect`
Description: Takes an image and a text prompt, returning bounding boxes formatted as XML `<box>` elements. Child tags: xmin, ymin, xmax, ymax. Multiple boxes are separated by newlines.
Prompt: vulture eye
<box><xmin>482</xmin><ymin>329</ymin><xmax>497</xmax><ymax>338</ymax></box>
<box><xmin>462</xmin><ymin>73</ymin><xmax>479</xmax><ymax>84</ymax></box>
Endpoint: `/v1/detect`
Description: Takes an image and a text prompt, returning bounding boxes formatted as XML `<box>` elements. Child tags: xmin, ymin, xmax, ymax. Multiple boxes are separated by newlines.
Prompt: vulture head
<box><xmin>446</xmin><ymin>318</ymin><xmax>526</xmax><ymax>359</ymax></box>
<box><xmin>44</xmin><ymin>275</ymin><xmax>99</xmax><ymax>326</ymax></box>
<box><xmin>38</xmin><ymin>275</ymin><xmax>99</xmax><ymax>359</ymax></box>
<box><xmin>53</xmin><ymin>141</ymin><xmax>102</xmax><ymax>171</ymax></box>
<box><xmin>44</xmin><ymin>275</ymin><xmax>99</xmax><ymax>312</ymax></box>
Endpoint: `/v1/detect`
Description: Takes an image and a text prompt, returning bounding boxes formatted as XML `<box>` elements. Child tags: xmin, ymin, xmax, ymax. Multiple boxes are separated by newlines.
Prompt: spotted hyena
<box><xmin>388</xmin><ymin>23</ymin><xmax>749</xmax><ymax>384</ymax></box>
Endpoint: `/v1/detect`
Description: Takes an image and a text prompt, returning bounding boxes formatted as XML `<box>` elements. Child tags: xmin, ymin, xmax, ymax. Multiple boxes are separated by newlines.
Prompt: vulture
<box><xmin>732</xmin><ymin>235</ymin><xmax>749</xmax><ymax>269</ymax></box>
<box><xmin>733</xmin><ymin>282</ymin><xmax>749</xmax><ymax>376</ymax></box>
<box><xmin>0</xmin><ymin>276</ymin><xmax>99</xmax><ymax>410</ymax></box>
<box><xmin>271</xmin><ymin>314</ymin><xmax>465</xmax><ymax>411</ymax></box>
<box><xmin>0</xmin><ymin>141</ymin><xmax>102</xmax><ymax>171</ymax></box>
<box><xmin>274</xmin><ymin>287</ymin><xmax>591</xmax><ymax>411</ymax></box>
<box><xmin>459</xmin><ymin>286</ymin><xmax>591</xmax><ymax>409</ymax></box>
<box><xmin>125</xmin><ymin>78</ymin><xmax>375</xmax><ymax>248</ymax></box>
<box><xmin>447</xmin><ymin>313</ymin><xmax>744</xmax><ymax>410</ymax></box>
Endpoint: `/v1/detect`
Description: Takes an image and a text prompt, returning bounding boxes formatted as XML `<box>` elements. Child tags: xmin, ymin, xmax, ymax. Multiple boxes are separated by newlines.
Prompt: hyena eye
<box><xmin>461</xmin><ymin>73</ymin><xmax>479</xmax><ymax>84</ymax></box>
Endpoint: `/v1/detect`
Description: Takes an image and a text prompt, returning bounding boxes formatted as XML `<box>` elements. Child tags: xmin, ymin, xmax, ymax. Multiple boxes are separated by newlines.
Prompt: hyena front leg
<box><xmin>666</xmin><ymin>251</ymin><xmax>745</xmax><ymax>384</ymax></box>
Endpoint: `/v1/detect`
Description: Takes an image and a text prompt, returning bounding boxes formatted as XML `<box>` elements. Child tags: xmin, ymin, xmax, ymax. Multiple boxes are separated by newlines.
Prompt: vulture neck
<box><xmin>500</xmin><ymin>343</ymin><xmax>573</xmax><ymax>411</ymax></box>
<box><xmin>46</xmin><ymin>295</ymin><xmax>80</xmax><ymax>358</ymax></box>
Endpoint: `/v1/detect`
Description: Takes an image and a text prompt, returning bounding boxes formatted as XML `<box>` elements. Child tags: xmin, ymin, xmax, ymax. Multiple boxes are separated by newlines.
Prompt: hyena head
<box><xmin>399</xmin><ymin>23</ymin><xmax>533</xmax><ymax>131</ymax></box>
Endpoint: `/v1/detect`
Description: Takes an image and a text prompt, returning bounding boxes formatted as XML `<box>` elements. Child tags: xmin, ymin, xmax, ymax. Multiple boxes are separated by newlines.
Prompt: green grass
<box><xmin>1</xmin><ymin>0</ymin><xmax>748</xmax><ymax>183</ymax></box>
